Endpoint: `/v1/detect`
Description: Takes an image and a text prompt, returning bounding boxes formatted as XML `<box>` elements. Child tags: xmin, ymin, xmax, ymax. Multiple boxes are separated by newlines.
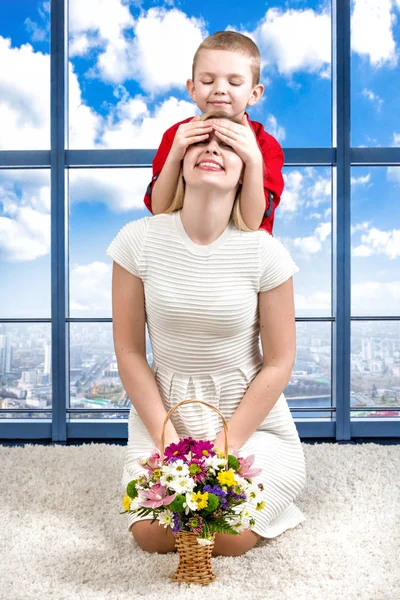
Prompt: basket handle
<box><xmin>160</xmin><ymin>399</ymin><xmax>229</xmax><ymax>469</ymax></box>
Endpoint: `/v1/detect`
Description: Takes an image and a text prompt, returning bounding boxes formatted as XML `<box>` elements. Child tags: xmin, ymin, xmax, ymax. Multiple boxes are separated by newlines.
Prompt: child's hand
<box><xmin>212</xmin><ymin>115</ymin><xmax>263</xmax><ymax>166</ymax></box>
<box><xmin>169</xmin><ymin>117</ymin><xmax>213</xmax><ymax>162</ymax></box>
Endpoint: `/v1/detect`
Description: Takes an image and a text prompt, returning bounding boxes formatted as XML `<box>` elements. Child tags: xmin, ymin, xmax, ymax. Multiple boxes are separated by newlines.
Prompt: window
<box><xmin>1</xmin><ymin>0</ymin><xmax>398</xmax><ymax>441</ymax></box>
<box><xmin>0</xmin><ymin>2</ymin><xmax>50</xmax><ymax>150</ymax></box>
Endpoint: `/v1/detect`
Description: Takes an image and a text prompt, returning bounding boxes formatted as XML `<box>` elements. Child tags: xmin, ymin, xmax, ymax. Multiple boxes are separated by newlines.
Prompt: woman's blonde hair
<box><xmin>164</xmin><ymin>111</ymin><xmax>253</xmax><ymax>232</ymax></box>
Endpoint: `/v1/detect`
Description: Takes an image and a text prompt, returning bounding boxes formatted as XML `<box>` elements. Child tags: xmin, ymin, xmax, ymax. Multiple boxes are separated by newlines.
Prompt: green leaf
<box><xmin>207</xmin><ymin>518</ymin><xmax>240</xmax><ymax>536</ymax></box>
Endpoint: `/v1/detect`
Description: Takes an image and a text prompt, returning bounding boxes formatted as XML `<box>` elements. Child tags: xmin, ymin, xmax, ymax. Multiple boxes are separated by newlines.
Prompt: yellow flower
<box><xmin>217</xmin><ymin>471</ymin><xmax>237</xmax><ymax>487</ymax></box>
<box><xmin>122</xmin><ymin>494</ymin><xmax>131</xmax><ymax>511</ymax></box>
<box><xmin>152</xmin><ymin>469</ymin><xmax>161</xmax><ymax>480</ymax></box>
<box><xmin>256</xmin><ymin>501</ymin><xmax>266</xmax><ymax>511</ymax></box>
<box><xmin>191</xmin><ymin>491</ymin><xmax>209</xmax><ymax>510</ymax></box>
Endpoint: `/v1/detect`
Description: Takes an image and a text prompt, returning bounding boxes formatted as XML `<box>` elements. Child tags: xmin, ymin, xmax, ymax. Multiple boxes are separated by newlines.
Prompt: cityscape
<box><xmin>1</xmin><ymin>321</ymin><xmax>399</xmax><ymax>421</ymax></box>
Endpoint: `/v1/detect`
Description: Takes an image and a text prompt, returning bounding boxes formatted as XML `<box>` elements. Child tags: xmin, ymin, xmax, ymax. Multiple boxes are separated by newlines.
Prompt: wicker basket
<box><xmin>160</xmin><ymin>399</ymin><xmax>229</xmax><ymax>585</ymax></box>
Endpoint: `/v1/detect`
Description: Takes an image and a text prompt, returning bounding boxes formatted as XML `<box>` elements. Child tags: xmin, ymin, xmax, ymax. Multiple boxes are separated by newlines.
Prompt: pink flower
<box><xmin>137</xmin><ymin>451</ymin><xmax>161</xmax><ymax>474</ymax></box>
<box><xmin>164</xmin><ymin>439</ymin><xmax>190</xmax><ymax>461</ymax></box>
<box><xmin>192</xmin><ymin>440</ymin><xmax>216</xmax><ymax>459</ymax></box>
<box><xmin>188</xmin><ymin>458</ymin><xmax>208</xmax><ymax>482</ymax></box>
<box><xmin>238</xmin><ymin>454</ymin><xmax>262</xmax><ymax>478</ymax></box>
<box><xmin>139</xmin><ymin>483</ymin><xmax>177</xmax><ymax>509</ymax></box>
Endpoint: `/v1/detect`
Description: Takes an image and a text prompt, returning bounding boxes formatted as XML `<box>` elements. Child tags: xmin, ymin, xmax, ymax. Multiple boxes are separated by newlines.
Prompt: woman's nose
<box><xmin>205</xmin><ymin>146</ymin><xmax>219</xmax><ymax>155</ymax></box>
<box><xmin>204</xmin><ymin>139</ymin><xmax>220</xmax><ymax>155</ymax></box>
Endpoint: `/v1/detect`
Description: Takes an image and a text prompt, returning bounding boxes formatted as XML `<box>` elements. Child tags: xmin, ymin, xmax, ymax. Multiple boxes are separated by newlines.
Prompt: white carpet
<box><xmin>1</xmin><ymin>442</ymin><xmax>399</xmax><ymax>600</ymax></box>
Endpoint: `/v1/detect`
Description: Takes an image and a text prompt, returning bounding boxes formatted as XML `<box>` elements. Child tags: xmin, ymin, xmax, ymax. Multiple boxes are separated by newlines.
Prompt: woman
<box><xmin>106</xmin><ymin>114</ymin><xmax>307</xmax><ymax>557</ymax></box>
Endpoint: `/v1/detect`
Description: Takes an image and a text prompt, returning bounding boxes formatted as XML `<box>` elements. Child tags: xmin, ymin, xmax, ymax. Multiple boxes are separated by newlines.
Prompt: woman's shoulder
<box><xmin>115</xmin><ymin>213</ymin><xmax>173</xmax><ymax>236</ymax></box>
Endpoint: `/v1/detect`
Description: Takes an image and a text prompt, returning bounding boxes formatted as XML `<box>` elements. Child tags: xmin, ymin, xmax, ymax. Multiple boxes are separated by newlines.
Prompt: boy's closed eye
<box><xmin>200</xmin><ymin>80</ymin><xmax>242</xmax><ymax>87</ymax></box>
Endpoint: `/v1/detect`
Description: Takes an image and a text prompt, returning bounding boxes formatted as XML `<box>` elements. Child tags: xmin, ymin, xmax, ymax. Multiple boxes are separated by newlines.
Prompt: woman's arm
<box><xmin>213</xmin><ymin>277</ymin><xmax>296</xmax><ymax>453</ymax></box>
<box><xmin>111</xmin><ymin>262</ymin><xmax>180</xmax><ymax>449</ymax></box>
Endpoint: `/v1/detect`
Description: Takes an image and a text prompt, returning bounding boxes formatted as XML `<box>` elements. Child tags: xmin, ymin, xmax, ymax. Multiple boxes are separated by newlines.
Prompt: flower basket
<box><xmin>160</xmin><ymin>399</ymin><xmax>230</xmax><ymax>585</ymax></box>
<box><xmin>173</xmin><ymin>530</ymin><xmax>216</xmax><ymax>585</ymax></box>
<box><xmin>122</xmin><ymin>399</ymin><xmax>265</xmax><ymax>586</ymax></box>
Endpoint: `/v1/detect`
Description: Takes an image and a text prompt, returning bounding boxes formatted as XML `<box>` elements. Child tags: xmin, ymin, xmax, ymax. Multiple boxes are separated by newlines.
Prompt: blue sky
<box><xmin>0</xmin><ymin>0</ymin><xmax>399</xmax><ymax>319</ymax></box>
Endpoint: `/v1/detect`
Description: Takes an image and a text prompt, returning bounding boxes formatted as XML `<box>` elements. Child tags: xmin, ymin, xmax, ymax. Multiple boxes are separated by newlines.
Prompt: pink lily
<box><xmin>137</xmin><ymin>451</ymin><xmax>161</xmax><ymax>473</ymax></box>
<box><xmin>238</xmin><ymin>454</ymin><xmax>262</xmax><ymax>478</ymax></box>
<box><xmin>139</xmin><ymin>483</ymin><xmax>177</xmax><ymax>508</ymax></box>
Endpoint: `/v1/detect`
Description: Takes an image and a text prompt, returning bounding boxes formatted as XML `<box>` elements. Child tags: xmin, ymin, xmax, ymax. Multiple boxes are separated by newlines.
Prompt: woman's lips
<box><xmin>196</xmin><ymin>164</ymin><xmax>224</xmax><ymax>171</ymax></box>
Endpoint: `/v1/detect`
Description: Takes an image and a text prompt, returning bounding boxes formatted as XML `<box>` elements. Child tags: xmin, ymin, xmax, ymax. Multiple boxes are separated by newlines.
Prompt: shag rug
<box><xmin>1</xmin><ymin>442</ymin><xmax>399</xmax><ymax>600</ymax></box>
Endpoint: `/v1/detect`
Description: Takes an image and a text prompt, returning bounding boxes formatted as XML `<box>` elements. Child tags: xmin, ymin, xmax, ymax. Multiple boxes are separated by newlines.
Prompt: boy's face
<box><xmin>186</xmin><ymin>49</ymin><xmax>264</xmax><ymax>119</ymax></box>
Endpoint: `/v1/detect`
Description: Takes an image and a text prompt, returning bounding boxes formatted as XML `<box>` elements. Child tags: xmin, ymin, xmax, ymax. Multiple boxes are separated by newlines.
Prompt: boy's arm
<box><xmin>151</xmin><ymin>151</ymin><xmax>184</xmax><ymax>214</ymax></box>
<box><xmin>212</xmin><ymin>115</ymin><xmax>266</xmax><ymax>230</ymax></box>
<box><xmin>259</xmin><ymin>136</ymin><xmax>285</xmax><ymax>234</ymax></box>
<box><xmin>146</xmin><ymin>117</ymin><xmax>213</xmax><ymax>215</ymax></box>
<box><xmin>239</xmin><ymin>160</ymin><xmax>265</xmax><ymax>230</ymax></box>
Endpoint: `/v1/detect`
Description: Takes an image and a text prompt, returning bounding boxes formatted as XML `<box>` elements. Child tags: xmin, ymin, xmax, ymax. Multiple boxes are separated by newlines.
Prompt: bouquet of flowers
<box><xmin>121</xmin><ymin>436</ymin><xmax>265</xmax><ymax>544</ymax></box>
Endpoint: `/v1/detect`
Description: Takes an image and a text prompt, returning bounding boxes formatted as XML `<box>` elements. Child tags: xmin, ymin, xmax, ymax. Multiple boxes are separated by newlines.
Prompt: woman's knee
<box><xmin>130</xmin><ymin>520</ymin><xmax>176</xmax><ymax>554</ymax></box>
<box><xmin>212</xmin><ymin>530</ymin><xmax>259</xmax><ymax>557</ymax></box>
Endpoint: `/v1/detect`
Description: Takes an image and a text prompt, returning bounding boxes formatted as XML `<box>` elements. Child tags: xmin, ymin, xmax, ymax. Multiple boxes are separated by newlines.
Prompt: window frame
<box><xmin>0</xmin><ymin>0</ymin><xmax>399</xmax><ymax>442</ymax></box>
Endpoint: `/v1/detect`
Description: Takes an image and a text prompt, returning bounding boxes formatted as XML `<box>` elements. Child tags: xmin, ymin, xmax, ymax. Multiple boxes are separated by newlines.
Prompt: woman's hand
<box><xmin>212</xmin><ymin>433</ymin><xmax>237</xmax><ymax>457</ymax></box>
<box><xmin>169</xmin><ymin>117</ymin><xmax>213</xmax><ymax>162</ymax></box>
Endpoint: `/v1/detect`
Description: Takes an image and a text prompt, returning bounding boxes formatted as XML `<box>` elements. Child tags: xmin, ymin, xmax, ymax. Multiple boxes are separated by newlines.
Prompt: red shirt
<box><xmin>144</xmin><ymin>115</ymin><xmax>284</xmax><ymax>235</ymax></box>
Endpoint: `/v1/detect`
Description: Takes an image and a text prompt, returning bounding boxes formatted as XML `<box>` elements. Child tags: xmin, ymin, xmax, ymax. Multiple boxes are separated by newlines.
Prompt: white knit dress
<box><xmin>107</xmin><ymin>211</ymin><xmax>307</xmax><ymax>539</ymax></box>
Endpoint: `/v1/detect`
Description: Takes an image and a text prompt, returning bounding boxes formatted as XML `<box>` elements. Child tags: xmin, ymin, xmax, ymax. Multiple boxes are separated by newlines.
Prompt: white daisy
<box><xmin>204</xmin><ymin>454</ymin><xmax>226</xmax><ymax>474</ymax></box>
<box><xmin>158</xmin><ymin>509</ymin><xmax>174</xmax><ymax>528</ymax></box>
<box><xmin>245</xmin><ymin>485</ymin><xmax>263</xmax><ymax>506</ymax></box>
<box><xmin>169</xmin><ymin>459</ymin><xmax>189</xmax><ymax>477</ymax></box>
<box><xmin>183</xmin><ymin>492</ymin><xmax>199</xmax><ymax>514</ymax></box>
<box><xmin>168</xmin><ymin>476</ymin><xmax>195</xmax><ymax>494</ymax></box>
<box><xmin>130</xmin><ymin>497</ymin><xmax>141</xmax><ymax>511</ymax></box>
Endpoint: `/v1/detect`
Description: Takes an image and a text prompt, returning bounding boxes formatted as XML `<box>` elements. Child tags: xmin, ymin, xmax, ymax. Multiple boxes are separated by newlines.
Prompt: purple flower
<box><xmin>192</xmin><ymin>440</ymin><xmax>216</xmax><ymax>459</ymax></box>
<box><xmin>188</xmin><ymin>458</ymin><xmax>208</xmax><ymax>482</ymax></box>
<box><xmin>164</xmin><ymin>439</ymin><xmax>190</xmax><ymax>461</ymax></box>
<box><xmin>188</xmin><ymin>515</ymin><xmax>204</xmax><ymax>535</ymax></box>
<box><xmin>172</xmin><ymin>512</ymin><xmax>182</xmax><ymax>534</ymax></box>
<box><xmin>203</xmin><ymin>484</ymin><xmax>228</xmax><ymax>508</ymax></box>
<box><xmin>181</xmin><ymin>437</ymin><xmax>197</xmax><ymax>450</ymax></box>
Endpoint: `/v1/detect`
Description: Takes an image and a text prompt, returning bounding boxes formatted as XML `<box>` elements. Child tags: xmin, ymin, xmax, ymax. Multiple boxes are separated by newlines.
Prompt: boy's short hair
<box><xmin>192</xmin><ymin>31</ymin><xmax>261</xmax><ymax>86</ymax></box>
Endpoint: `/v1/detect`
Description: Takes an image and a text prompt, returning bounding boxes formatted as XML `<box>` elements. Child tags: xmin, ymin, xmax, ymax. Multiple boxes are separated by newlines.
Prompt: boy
<box><xmin>144</xmin><ymin>31</ymin><xmax>284</xmax><ymax>235</ymax></box>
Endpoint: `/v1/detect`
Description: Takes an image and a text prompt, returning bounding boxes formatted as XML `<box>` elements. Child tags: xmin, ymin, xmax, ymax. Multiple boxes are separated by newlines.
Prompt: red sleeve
<box><xmin>248</xmin><ymin>118</ymin><xmax>285</xmax><ymax>236</ymax></box>
<box><xmin>143</xmin><ymin>117</ymin><xmax>193</xmax><ymax>214</ymax></box>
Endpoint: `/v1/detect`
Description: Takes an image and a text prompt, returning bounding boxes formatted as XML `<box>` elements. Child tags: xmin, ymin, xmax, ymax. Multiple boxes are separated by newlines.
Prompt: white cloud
<box><xmin>352</xmin><ymin>280</ymin><xmax>400</xmax><ymax>314</ymax></box>
<box><xmin>353</xmin><ymin>227</ymin><xmax>400</xmax><ymax>259</ymax></box>
<box><xmin>362</xmin><ymin>88</ymin><xmax>383</xmax><ymax>110</ymax></box>
<box><xmin>295</xmin><ymin>291</ymin><xmax>331</xmax><ymax>312</ymax></box>
<box><xmin>293</xmin><ymin>221</ymin><xmax>331</xmax><ymax>255</ymax></box>
<box><xmin>0</xmin><ymin>36</ymin><xmax>49</xmax><ymax>149</ymax></box>
<box><xmin>125</xmin><ymin>8</ymin><xmax>206</xmax><ymax>92</ymax></box>
<box><xmin>280</xmin><ymin>168</ymin><xmax>331</xmax><ymax>216</ymax></box>
<box><xmin>265</xmin><ymin>114</ymin><xmax>286</xmax><ymax>142</ymax></box>
<box><xmin>255</xmin><ymin>8</ymin><xmax>331</xmax><ymax>77</ymax></box>
<box><xmin>351</xmin><ymin>0</ymin><xmax>398</xmax><ymax>66</ymax></box>
<box><xmin>351</xmin><ymin>174</ymin><xmax>371</xmax><ymax>186</ymax></box>
<box><xmin>351</xmin><ymin>221</ymin><xmax>371</xmax><ymax>235</ymax></box>
<box><xmin>293</xmin><ymin>235</ymin><xmax>322</xmax><ymax>254</ymax></box>
<box><xmin>70</xmin><ymin>261</ymin><xmax>112</xmax><ymax>313</ymax></box>
<box><xmin>69</xmin><ymin>0</ymin><xmax>134</xmax><ymax>60</ymax></box>
<box><xmin>70</xmin><ymin>5</ymin><xmax>206</xmax><ymax>92</ymax></box>
<box><xmin>24</xmin><ymin>2</ymin><xmax>49</xmax><ymax>42</ymax></box>
<box><xmin>351</xmin><ymin>281</ymin><xmax>381</xmax><ymax>300</ymax></box>
<box><xmin>69</xmin><ymin>168</ymin><xmax>151</xmax><ymax>212</ymax></box>
<box><xmin>392</xmin><ymin>133</ymin><xmax>400</xmax><ymax>146</ymax></box>
<box><xmin>352</xmin><ymin>244</ymin><xmax>374</xmax><ymax>257</ymax></box>
<box><xmin>315</xmin><ymin>222</ymin><xmax>331</xmax><ymax>242</ymax></box>
<box><xmin>280</xmin><ymin>171</ymin><xmax>304</xmax><ymax>213</ymax></box>
<box><xmin>0</xmin><ymin>172</ymin><xmax>50</xmax><ymax>262</ymax></box>
<box><xmin>100</xmin><ymin>94</ymin><xmax>196</xmax><ymax>149</ymax></box>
